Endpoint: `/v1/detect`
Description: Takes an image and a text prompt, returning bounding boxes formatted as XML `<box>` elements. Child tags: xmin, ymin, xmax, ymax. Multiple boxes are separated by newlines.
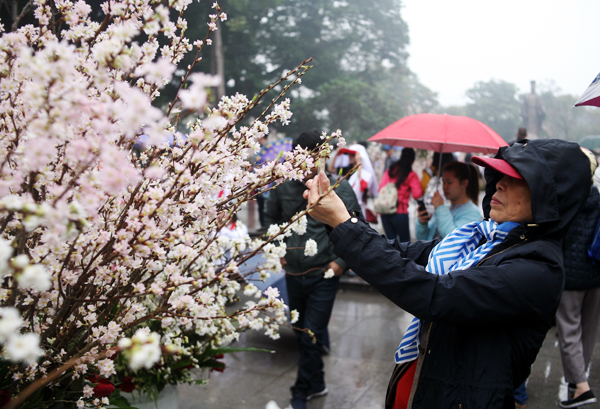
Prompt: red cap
<box><xmin>338</xmin><ymin>148</ymin><xmax>357</xmax><ymax>155</ymax></box>
<box><xmin>471</xmin><ymin>156</ymin><xmax>523</xmax><ymax>180</ymax></box>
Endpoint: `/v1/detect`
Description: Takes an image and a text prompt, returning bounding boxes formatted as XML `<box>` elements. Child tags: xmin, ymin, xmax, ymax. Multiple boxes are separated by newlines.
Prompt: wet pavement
<box><xmin>178</xmin><ymin>279</ymin><xmax>600</xmax><ymax>409</ymax></box>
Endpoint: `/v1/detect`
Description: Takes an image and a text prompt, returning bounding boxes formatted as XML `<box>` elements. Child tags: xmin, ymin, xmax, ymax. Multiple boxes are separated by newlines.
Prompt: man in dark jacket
<box><xmin>301</xmin><ymin>139</ymin><xmax>593</xmax><ymax>409</ymax></box>
<box><xmin>264</xmin><ymin>130</ymin><xmax>361</xmax><ymax>409</ymax></box>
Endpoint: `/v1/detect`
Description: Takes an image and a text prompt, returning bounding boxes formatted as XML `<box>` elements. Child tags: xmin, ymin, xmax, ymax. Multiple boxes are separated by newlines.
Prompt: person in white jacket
<box><xmin>340</xmin><ymin>144</ymin><xmax>378</xmax><ymax>218</ymax></box>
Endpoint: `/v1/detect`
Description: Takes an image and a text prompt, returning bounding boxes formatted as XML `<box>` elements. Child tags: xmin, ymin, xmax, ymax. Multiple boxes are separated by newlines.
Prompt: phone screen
<box><xmin>318</xmin><ymin>158</ymin><xmax>325</xmax><ymax>195</ymax></box>
<box><xmin>318</xmin><ymin>157</ymin><xmax>326</xmax><ymax>174</ymax></box>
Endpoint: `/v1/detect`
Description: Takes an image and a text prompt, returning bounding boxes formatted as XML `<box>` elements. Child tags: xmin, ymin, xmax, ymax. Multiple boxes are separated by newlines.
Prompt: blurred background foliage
<box><xmin>3</xmin><ymin>0</ymin><xmax>598</xmax><ymax>144</ymax></box>
<box><xmin>438</xmin><ymin>79</ymin><xmax>600</xmax><ymax>143</ymax></box>
<box><xmin>157</xmin><ymin>0</ymin><xmax>438</xmax><ymax>141</ymax></box>
<box><xmin>167</xmin><ymin>0</ymin><xmax>600</xmax><ymax>144</ymax></box>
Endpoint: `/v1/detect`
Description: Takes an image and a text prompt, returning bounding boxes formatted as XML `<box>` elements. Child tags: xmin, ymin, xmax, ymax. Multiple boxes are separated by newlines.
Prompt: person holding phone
<box><xmin>420</xmin><ymin>152</ymin><xmax>456</xmax><ymax>211</ymax></box>
<box><xmin>416</xmin><ymin>161</ymin><xmax>481</xmax><ymax>240</ymax></box>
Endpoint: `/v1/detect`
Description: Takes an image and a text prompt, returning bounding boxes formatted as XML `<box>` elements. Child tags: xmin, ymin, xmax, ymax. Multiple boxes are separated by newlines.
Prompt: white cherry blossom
<box><xmin>0</xmin><ymin>0</ymin><xmax>340</xmax><ymax>403</ymax></box>
<box><xmin>4</xmin><ymin>333</ymin><xmax>43</xmax><ymax>365</ymax></box>
<box><xmin>304</xmin><ymin>239</ymin><xmax>318</xmax><ymax>257</ymax></box>
<box><xmin>17</xmin><ymin>264</ymin><xmax>52</xmax><ymax>292</ymax></box>
<box><xmin>0</xmin><ymin>308</ymin><xmax>23</xmax><ymax>342</ymax></box>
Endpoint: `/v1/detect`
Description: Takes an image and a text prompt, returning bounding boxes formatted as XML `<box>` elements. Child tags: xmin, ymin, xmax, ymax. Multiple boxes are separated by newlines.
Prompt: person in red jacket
<box><xmin>378</xmin><ymin>148</ymin><xmax>422</xmax><ymax>242</ymax></box>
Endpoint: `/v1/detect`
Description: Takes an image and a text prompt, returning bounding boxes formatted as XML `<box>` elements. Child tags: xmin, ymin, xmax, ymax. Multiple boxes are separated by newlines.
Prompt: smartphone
<box><xmin>417</xmin><ymin>199</ymin><xmax>427</xmax><ymax>214</ymax></box>
<box><xmin>318</xmin><ymin>158</ymin><xmax>326</xmax><ymax>195</ymax></box>
<box><xmin>318</xmin><ymin>157</ymin><xmax>326</xmax><ymax>174</ymax></box>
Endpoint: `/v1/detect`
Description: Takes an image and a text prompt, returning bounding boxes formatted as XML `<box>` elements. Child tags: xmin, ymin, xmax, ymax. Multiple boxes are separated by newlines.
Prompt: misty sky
<box><xmin>401</xmin><ymin>0</ymin><xmax>600</xmax><ymax>107</ymax></box>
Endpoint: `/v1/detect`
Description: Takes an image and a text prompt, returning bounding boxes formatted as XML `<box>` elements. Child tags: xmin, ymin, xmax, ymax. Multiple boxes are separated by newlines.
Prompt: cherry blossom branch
<box><xmin>6</xmin><ymin>342</ymin><xmax>105</xmax><ymax>409</ymax></box>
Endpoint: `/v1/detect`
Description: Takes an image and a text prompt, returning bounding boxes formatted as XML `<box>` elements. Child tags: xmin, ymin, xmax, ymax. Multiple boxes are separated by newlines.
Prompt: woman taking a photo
<box><xmin>301</xmin><ymin>139</ymin><xmax>594</xmax><ymax>409</ymax></box>
<box><xmin>416</xmin><ymin>161</ymin><xmax>481</xmax><ymax>240</ymax></box>
<box><xmin>378</xmin><ymin>148</ymin><xmax>422</xmax><ymax>242</ymax></box>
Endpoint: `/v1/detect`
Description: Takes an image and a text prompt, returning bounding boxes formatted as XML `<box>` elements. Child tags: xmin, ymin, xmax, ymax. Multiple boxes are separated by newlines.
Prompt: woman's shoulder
<box><xmin>449</xmin><ymin>201</ymin><xmax>482</xmax><ymax>224</ymax></box>
<box><xmin>465</xmin><ymin>201</ymin><xmax>480</xmax><ymax>210</ymax></box>
<box><xmin>492</xmin><ymin>237</ymin><xmax>563</xmax><ymax>271</ymax></box>
<box><xmin>465</xmin><ymin>200</ymin><xmax>483</xmax><ymax>220</ymax></box>
<box><xmin>449</xmin><ymin>201</ymin><xmax>480</xmax><ymax>213</ymax></box>
<box><xmin>460</xmin><ymin>201</ymin><xmax>481</xmax><ymax>215</ymax></box>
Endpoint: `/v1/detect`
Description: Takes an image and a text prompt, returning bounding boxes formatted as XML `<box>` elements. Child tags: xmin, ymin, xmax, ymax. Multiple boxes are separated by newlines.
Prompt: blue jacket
<box><xmin>415</xmin><ymin>201</ymin><xmax>481</xmax><ymax>240</ymax></box>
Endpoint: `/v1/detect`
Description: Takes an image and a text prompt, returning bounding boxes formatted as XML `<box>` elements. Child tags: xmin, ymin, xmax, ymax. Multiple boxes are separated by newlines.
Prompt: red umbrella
<box><xmin>368</xmin><ymin>113</ymin><xmax>508</xmax><ymax>154</ymax></box>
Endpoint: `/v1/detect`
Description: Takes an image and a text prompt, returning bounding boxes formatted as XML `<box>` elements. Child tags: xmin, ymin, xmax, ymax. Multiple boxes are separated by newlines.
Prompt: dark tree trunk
<box><xmin>210</xmin><ymin>20</ymin><xmax>226</xmax><ymax>102</ymax></box>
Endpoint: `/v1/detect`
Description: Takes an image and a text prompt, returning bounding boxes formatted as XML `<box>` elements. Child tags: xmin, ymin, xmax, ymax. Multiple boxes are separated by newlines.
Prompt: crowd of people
<box><xmin>327</xmin><ymin>142</ymin><xmax>484</xmax><ymax>245</ymax></box>
<box><xmin>242</xmin><ymin>130</ymin><xmax>600</xmax><ymax>409</ymax></box>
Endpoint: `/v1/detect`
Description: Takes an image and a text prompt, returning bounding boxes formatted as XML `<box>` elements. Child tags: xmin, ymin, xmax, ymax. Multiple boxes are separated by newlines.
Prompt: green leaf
<box><xmin>0</xmin><ymin>361</ymin><xmax>13</xmax><ymax>390</ymax></box>
<box><xmin>109</xmin><ymin>393</ymin><xmax>140</xmax><ymax>409</ymax></box>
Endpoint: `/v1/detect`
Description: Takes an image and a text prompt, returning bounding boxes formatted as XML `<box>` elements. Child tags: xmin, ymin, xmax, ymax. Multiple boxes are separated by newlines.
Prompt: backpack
<box><xmin>373</xmin><ymin>182</ymin><xmax>398</xmax><ymax>215</ymax></box>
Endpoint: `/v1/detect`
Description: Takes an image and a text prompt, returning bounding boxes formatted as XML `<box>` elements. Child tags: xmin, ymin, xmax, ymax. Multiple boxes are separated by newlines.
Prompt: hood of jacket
<box><xmin>481</xmin><ymin>139</ymin><xmax>593</xmax><ymax>239</ymax></box>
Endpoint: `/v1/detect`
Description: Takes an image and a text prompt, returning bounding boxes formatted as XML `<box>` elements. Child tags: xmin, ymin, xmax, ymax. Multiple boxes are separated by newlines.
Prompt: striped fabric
<box><xmin>394</xmin><ymin>219</ymin><xmax>519</xmax><ymax>364</ymax></box>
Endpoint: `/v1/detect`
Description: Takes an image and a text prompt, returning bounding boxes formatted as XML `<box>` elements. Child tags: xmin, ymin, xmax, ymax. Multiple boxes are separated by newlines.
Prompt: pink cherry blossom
<box><xmin>0</xmin><ymin>0</ymin><xmax>336</xmax><ymax>405</ymax></box>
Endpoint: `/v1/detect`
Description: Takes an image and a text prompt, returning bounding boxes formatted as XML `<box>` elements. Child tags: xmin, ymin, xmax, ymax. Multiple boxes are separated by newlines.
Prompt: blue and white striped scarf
<box><xmin>394</xmin><ymin>219</ymin><xmax>519</xmax><ymax>364</ymax></box>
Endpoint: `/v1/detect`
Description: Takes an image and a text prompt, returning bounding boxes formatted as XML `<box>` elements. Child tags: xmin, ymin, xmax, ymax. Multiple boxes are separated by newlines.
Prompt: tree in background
<box><xmin>312</xmin><ymin>70</ymin><xmax>437</xmax><ymax>140</ymax></box>
<box><xmin>464</xmin><ymin>80</ymin><xmax>521</xmax><ymax>141</ymax></box>
<box><xmin>438</xmin><ymin>79</ymin><xmax>600</xmax><ymax>144</ymax></box>
<box><xmin>168</xmin><ymin>0</ymin><xmax>437</xmax><ymax>141</ymax></box>
<box><xmin>437</xmin><ymin>105</ymin><xmax>467</xmax><ymax>117</ymax></box>
<box><xmin>537</xmin><ymin>81</ymin><xmax>600</xmax><ymax>142</ymax></box>
<box><xmin>0</xmin><ymin>0</ymin><xmax>351</xmax><ymax>406</ymax></box>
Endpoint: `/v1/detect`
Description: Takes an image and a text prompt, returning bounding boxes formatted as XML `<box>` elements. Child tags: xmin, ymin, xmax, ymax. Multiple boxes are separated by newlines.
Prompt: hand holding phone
<box><xmin>417</xmin><ymin>199</ymin><xmax>431</xmax><ymax>225</ymax></box>
<box><xmin>417</xmin><ymin>199</ymin><xmax>427</xmax><ymax>214</ymax></box>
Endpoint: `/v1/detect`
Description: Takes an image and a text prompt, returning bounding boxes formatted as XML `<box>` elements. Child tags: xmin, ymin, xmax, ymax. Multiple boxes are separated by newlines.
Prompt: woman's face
<box><xmin>442</xmin><ymin>171</ymin><xmax>467</xmax><ymax>202</ymax></box>
<box><xmin>490</xmin><ymin>175</ymin><xmax>533</xmax><ymax>223</ymax></box>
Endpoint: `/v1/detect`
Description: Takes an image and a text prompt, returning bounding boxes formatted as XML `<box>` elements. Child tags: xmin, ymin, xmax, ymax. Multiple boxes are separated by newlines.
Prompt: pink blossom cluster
<box><xmin>0</xmin><ymin>0</ymin><xmax>340</xmax><ymax>406</ymax></box>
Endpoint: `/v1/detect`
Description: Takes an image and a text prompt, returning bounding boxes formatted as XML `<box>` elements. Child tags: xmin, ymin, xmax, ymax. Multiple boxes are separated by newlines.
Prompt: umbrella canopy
<box><xmin>579</xmin><ymin>135</ymin><xmax>600</xmax><ymax>150</ymax></box>
<box><xmin>575</xmin><ymin>72</ymin><xmax>600</xmax><ymax>108</ymax></box>
<box><xmin>255</xmin><ymin>138</ymin><xmax>293</xmax><ymax>165</ymax></box>
<box><xmin>368</xmin><ymin>113</ymin><xmax>508</xmax><ymax>154</ymax></box>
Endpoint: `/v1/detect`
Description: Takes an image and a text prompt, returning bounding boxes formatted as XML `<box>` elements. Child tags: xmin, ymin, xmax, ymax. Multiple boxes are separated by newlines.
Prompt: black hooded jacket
<box><xmin>329</xmin><ymin>140</ymin><xmax>592</xmax><ymax>409</ymax></box>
